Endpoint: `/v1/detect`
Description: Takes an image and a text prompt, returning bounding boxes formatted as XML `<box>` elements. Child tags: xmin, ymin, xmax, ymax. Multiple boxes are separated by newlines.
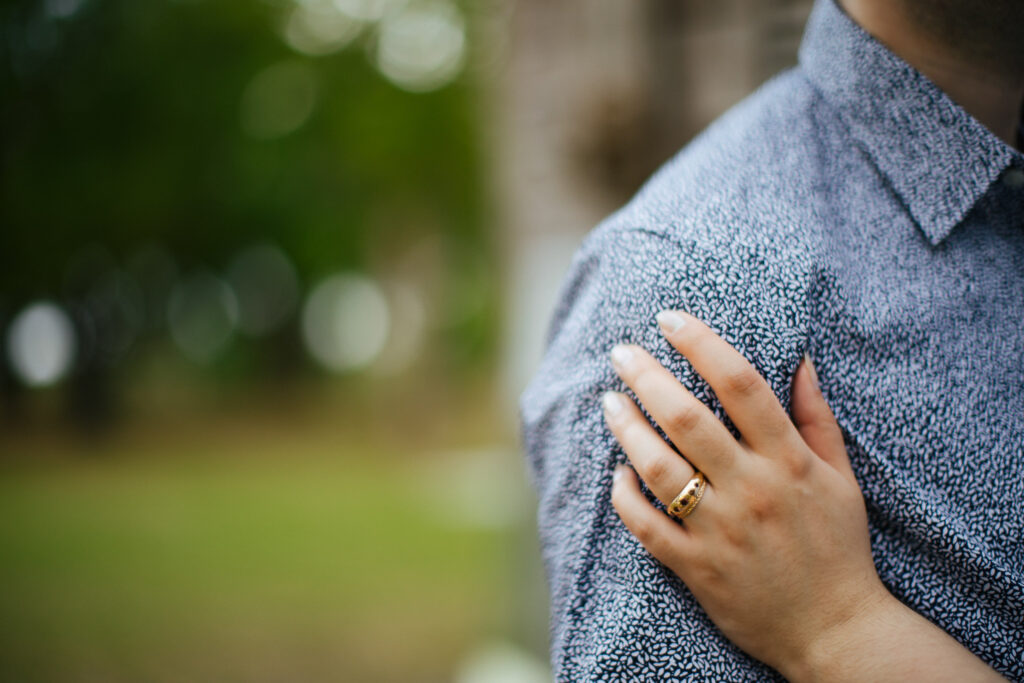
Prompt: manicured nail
<box><xmin>610</xmin><ymin>345</ymin><xmax>633</xmax><ymax>368</ymax></box>
<box><xmin>602</xmin><ymin>391</ymin><xmax>624</xmax><ymax>417</ymax></box>
<box><xmin>612</xmin><ymin>465</ymin><xmax>626</xmax><ymax>483</ymax></box>
<box><xmin>656</xmin><ymin>310</ymin><xmax>686</xmax><ymax>334</ymax></box>
<box><xmin>804</xmin><ymin>353</ymin><xmax>819</xmax><ymax>390</ymax></box>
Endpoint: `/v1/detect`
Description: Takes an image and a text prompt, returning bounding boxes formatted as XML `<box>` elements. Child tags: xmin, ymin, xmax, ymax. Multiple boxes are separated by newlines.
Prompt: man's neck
<box><xmin>840</xmin><ymin>0</ymin><xmax>1024</xmax><ymax>150</ymax></box>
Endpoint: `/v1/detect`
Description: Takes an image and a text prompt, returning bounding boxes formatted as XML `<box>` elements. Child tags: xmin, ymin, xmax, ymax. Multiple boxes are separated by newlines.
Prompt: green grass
<box><xmin>0</xmin><ymin>435</ymin><xmax>525</xmax><ymax>682</ymax></box>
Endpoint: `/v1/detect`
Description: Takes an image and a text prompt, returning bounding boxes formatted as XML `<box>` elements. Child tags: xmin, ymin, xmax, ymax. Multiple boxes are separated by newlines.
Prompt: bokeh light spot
<box><xmin>240</xmin><ymin>61</ymin><xmax>317</xmax><ymax>139</ymax></box>
<box><xmin>283</xmin><ymin>1</ymin><xmax>363</xmax><ymax>56</ymax></box>
<box><xmin>301</xmin><ymin>273</ymin><xmax>390</xmax><ymax>372</ymax></box>
<box><xmin>226</xmin><ymin>243</ymin><xmax>300</xmax><ymax>337</ymax></box>
<box><xmin>6</xmin><ymin>301</ymin><xmax>77</xmax><ymax>387</ymax></box>
<box><xmin>455</xmin><ymin>639</ymin><xmax>550</xmax><ymax>683</ymax></box>
<box><xmin>333</xmin><ymin>0</ymin><xmax>394</xmax><ymax>22</ymax></box>
<box><xmin>167</xmin><ymin>272</ymin><xmax>239</xmax><ymax>363</ymax></box>
<box><xmin>376</xmin><ymin>0</ymin><xmax>466</xmax><ymax>92</ymax></box>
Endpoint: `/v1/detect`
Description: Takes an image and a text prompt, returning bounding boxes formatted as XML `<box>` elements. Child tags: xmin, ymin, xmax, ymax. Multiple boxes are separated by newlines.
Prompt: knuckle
<box><xmin>748</xmin><ymin>496</ymin><xmax>776</xmax><ymax>522</ymax></box>
<box><xmin>780</xmin><ymin>450</ymin><xmax>814</xmax><ymax>479</ymax></box>
<box><xmin>643</xmin><ymin>455</ymin><xmax>673</xmax><ymax>485</ymax></box>
<box><xmin>717</xmin><ymin>517</ymin><xmax>748</xmax><ymax>548</ymax></box>
<box><xmin>665</xmin><ymin>401</ymin><xmax>703</xmax><ymax>434</ymax></box>
<box><xmin>721</xmin><ymin>366</ymin><xmax>762</xmax><ymax>396</ymax></box>
<box><xmin>738</xmin><ymin>481</ymin><xmax>777</xmax><ymax>522</ymax></box>
<box><xmin>631</xmin><ymin>517</ymin><xmax>657</xmax><ymax>545</ymax></box>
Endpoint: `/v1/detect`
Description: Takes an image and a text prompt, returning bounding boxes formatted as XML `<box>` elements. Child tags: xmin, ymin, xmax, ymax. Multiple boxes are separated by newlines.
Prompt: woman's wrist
<box><xmin>783</xmin><ymin>589</ymin><xmax>1005</xmax><ymax>683</ymax></box>
<box><xmin>781</xmin><ymin>586</ymin><xmax>905</xmax><ymax>683</ymax></box>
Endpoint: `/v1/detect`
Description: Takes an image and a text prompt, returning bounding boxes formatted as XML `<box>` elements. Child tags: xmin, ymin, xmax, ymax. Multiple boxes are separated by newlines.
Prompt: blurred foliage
<box><xmin>0</xmin><ymin>4</ymin><xmax>542</xmax><ymax>680</ymax></box>
<box><xmin>0</xmin><ymin>0</ymin><xmax>495</xmax><ymax>401</ymax></box>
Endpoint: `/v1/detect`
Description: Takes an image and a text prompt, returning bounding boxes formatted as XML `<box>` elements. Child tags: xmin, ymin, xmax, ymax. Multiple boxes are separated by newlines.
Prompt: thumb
<box><xmin>792</xmin><ymin>355</ymin><xmax>856</xmax><ymax>485</ymax></box>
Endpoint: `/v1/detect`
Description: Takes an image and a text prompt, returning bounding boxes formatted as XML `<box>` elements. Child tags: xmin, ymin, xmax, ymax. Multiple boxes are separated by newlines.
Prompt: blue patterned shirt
<box><xmin>520</xmin><ymin>0</ymin><xmax>1024</xmax><ymax>679</ymax></box>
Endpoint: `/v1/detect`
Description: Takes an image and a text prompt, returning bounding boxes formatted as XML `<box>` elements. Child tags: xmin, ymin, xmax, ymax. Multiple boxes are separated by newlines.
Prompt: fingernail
<box><xmin>610</xmin><ymin>345</ymin><xmax>633</xmax><ymax>368</ymax></box>
<box><xmin>602</xmin><ymin>391</ymin><xmax>624</xmax><ymax>417</ymax></box>
<box><xmin>656</xmin><ymin>310</ymin><xmax>686</xmax><ymax>334</ymax></box>
<box><xmin>804</xmin><ymin>353</ymin><xmax>820</xmax><ymax>390</ymax></box>
<box><xmin>612</xmin><ymin>465</ymin><xmax>626</xmax><ymax>483</ymax></box>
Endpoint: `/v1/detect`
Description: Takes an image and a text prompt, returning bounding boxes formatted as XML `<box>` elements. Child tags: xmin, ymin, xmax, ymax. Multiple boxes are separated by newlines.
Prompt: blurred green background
<box><xmin>1</xmin><ymin>1</ymin><xmax>540</xmax><ymax>680</ymax></box>
<box><xmin>1</xmin><ymin>0</ymin><xmax>812</xmax><ymax>679</ymax></box>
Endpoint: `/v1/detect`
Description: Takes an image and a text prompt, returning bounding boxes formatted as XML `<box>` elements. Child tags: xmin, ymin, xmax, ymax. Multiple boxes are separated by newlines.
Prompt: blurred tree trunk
<box><xmin>493</xmin><ymin>0</ymin><xmax>813</xmax><ymax>401</ymax></box>
<box><xmin>644</xmin><ymin>0</ymin><xmax>813</xmax><ymax>169</ymax></box>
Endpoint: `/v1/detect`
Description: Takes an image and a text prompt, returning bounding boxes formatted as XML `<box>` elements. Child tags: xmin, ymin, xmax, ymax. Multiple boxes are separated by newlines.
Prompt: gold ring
<box><xmin>667</xmin><ymin>472</ymin><xmax>707</xmax><ymax>520</ymax></box>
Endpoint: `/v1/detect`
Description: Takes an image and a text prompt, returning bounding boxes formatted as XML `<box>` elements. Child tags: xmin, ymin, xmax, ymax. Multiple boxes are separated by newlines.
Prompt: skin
<box><xmin>840</xmin><ymin>0</ymin><xmax>1024</xmax><ymax>149</ymax></box>
<box><xmin>605</xmin><ymin>310</ymin><xmax>1004</xmax><ymax>681</ymax></box>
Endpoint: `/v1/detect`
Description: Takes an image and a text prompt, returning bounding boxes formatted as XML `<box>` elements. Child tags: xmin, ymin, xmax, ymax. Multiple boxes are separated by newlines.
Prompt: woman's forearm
<box><xmin>786</xmin><ymin>594</ymin><xmax>1004</xmax><ymax>683</ymax></box>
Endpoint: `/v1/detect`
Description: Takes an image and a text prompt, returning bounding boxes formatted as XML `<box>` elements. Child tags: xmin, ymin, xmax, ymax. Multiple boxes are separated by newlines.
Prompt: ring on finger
<box><xmin>667</xmin><ymin>472</ymin><xmax>707</xmax><ymax>521</ymax></box>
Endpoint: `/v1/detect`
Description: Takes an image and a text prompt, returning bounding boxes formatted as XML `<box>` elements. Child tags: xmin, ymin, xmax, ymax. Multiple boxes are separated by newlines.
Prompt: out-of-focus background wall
<box><xmin>0</xmin><ymin>0</ymin><xmax>810</xmax><ymax>680</ymax></box>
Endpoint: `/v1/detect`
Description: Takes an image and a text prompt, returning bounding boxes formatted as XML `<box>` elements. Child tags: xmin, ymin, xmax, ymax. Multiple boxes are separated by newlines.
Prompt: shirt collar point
<box><xmin>798</xmin><ymin>0</ymin><xmax>1020</xmax><ymax>248</ymax></box>
<box><xmin>908</xmin><ymin>158</ymin><xmax>1018</xmax><ymax>246</ymax></box>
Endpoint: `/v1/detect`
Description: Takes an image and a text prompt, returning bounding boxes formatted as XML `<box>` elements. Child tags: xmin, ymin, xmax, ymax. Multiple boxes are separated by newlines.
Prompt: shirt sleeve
<box><xmin>520</xmin><ymin>222</ymin><xmax>810</xmax><ymax>681</ymax></box>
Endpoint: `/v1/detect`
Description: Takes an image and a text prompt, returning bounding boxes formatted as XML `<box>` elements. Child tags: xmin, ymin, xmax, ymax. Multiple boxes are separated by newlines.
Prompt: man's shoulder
<box><xmin>550</xmin><ymin>72</ymin><xmax>837</xmax><ymax>370</ymax></box>
<box><xmin>599</xmin><ymin>69</ymin><xmax>840</xmax><ymax>263</ymax></box>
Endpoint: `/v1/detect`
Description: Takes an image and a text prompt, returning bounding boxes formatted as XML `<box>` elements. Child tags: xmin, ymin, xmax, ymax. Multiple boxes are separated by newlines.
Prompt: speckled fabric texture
<box><xmin>519</xmin><ymin>0</ymin><xmax>1024</xmax><ymax>680</ymax></box>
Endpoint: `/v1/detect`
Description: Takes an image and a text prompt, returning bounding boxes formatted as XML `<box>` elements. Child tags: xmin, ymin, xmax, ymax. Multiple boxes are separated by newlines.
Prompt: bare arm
<box><xmin>792</xmin><ymin>593</ymin><xmax>1002</xmax><ymax>682</ymax></box>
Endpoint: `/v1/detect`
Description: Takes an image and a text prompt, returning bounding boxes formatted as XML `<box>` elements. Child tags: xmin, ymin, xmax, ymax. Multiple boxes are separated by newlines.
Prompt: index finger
<box><xmin>654</xmin><ymin>310</ymin><xmax>796</xmax><ymax>451</ymax></box>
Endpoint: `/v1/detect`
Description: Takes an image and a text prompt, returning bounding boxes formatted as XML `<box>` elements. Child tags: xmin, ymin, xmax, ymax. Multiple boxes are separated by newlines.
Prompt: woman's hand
<box><xmin>603</xmin><ymin>310</ymin><xmax>1003</xmax><ymax>681</ymax></box>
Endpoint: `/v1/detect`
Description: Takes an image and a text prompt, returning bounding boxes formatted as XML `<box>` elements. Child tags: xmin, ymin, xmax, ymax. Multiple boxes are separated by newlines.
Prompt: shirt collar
<box><xmin>798</xmin><ymin>0</ymin><xmax>1020</xmax><ymax>245</ymax></box>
